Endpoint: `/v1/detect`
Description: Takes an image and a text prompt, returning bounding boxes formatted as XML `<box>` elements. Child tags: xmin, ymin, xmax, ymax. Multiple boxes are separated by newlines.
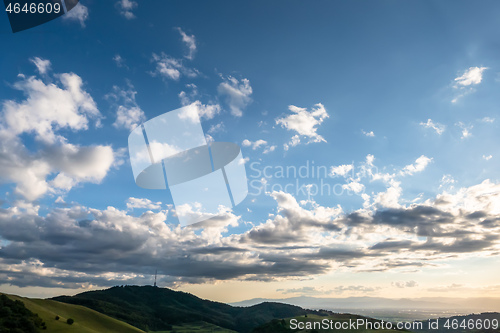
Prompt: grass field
<box><xmin>5</xmin><ymin>294</ymin><xmax>146</xmax><ymax>333</ymax></box>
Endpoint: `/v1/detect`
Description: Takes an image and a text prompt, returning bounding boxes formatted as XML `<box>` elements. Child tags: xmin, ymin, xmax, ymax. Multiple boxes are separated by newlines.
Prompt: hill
<box><xmin>231</xmin><ymin>296</ymin><xmax>500</xmax><ymax>313</ymax></box>
<box><xmin>0</xmin><ymin>294</ymin><xmax>44</xmax><ymax>332</ymax></box>
<box><xmin>53</xmin><ymin>285</ymin><xmax>327</xmax><ymax>332</ymax></box>
<box><xmin>6</xmin><ymin>294</ymin><xmax>146</xmax><ymax>333</ymax></box>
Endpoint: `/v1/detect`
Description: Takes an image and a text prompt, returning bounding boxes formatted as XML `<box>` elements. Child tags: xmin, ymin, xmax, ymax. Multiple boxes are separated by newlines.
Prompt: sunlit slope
<box><xmin>6</xmin><ymin>294</ymin><xmax>146</xmax><ymax>333</ymax></box>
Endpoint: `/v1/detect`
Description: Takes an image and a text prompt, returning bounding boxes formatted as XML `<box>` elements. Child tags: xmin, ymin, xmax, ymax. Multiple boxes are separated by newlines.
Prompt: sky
<box><xmin>0</xmin><ymin>0</ymin><xmax>500</xmax><ymax>304</ymax></box>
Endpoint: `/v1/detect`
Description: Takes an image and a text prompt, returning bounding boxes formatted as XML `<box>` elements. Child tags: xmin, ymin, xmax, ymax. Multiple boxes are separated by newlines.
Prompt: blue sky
<box><xmin>0</xmin><ymin>1</ymin><xmax>500</xmax><ymax>302</ymax></box>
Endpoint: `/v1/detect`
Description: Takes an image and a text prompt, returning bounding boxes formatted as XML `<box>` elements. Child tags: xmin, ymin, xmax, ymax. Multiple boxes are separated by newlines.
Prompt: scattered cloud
<box><xmin>277</xmin><ymin>103</ymin><xmax>329</xmax><ymax>150</ymax></box>
<box><xmin>116</xmin><ymin>0</ymin><xmax>138</xmax><ymax>19</ymax></box>
<box><xmin>176</xmin><ymin>27</ymin><xmax>197</xmax><ymax>60</ymax></box>
<box><xmin>330</xmin><ymin>164</ymin><xmax>354</xmax><ymax>178</ymax></box>
<box><xmin>373</xmin><ymin>179</ymin><xmax>402</xmax><ymax>208</ymax></box>
<box><xmin>178</xmin><ymin>86</ymin><xmax>221</xmax><ymax>121</ymax></box>
<box><xmin>2</xmin><ymin>73</ymin><xmax>100</xmax><ymax>143</ymax></box>
<box><xmin>0</xmin><ymin>61</ymin><xmax>119</xmax><ymax>201</ymax></box>
<box><xmin>439</xmin><ymin>174</ymin><xmax>456</xmax><ymax>190</ymax></box>
<box><xmin>454</xmin><ymin>67</ymin><xmax>488</xmax><ymax>87</ymax></box>
<box><xmin>0</xmin><ymin>177</ymin><xmax>500</xmax><ymax>288</ymax></box>
<box><xmin>242</xmin><ymin>139</ymin><xmax>267</xmax><ymax>150</ymax></box>
<box><xmin>483</xmin><ymin>155</ymin><xmax>493</xmax><ymax>161</ymax></box>
<box><xmin>452</xmin><ymin>67</ymin><xmax>488</xmax><ymax>103</ymax></box>
<box><xmin>456</xmin><ymin>122</ymin><xmax>473</xmax><ymax>139</ymax></box>
<box><xmin>480</xmin><ymin>117</ymin><xmax>495</xmax><ymax>123</ymax></box>
<box><xmin>127</xmin><ymin>197</ymin><xmax>162</xmax><ymax>210</ymax></box>
<box><xmin>242</xmin><ymin>139</ymin><xmax>276</xmax><ymax>154</ymax></box>
<box><xmin>263</xmin><ymin>145</ymin><xmax>277</xmax><ymax>154</ymax></box>
<box><xmin>63</xmin><ymin>3</ymin><xmax>89</xmax><ymax>27</ymax></box>
<box><xmin>113</xmin><ymin>54</ymin><xmax>128</xmax><ymax>69</ymax></box>
<box><xmin>400</xmin><ymin>155</ymin><xmax>432</xmax><ymax>176</ymax></box>
<box><xmin>392</xmin><ymin>280</ymin><xmax>418</xmax><ymax>288</ymax></box>
<box><xmin>362</xmin><ymin>130</ymin><xmax>375</xmax><ymax>137</ymax></box>
<box><xmin>30</xmin><ymin>57</ymin><xmax>51</xmax><ymax>74</ymax></box>
<box><xmin>151</xmin><ymin>53</ymin><xmax>199</xmax><ymax>81</ymax></box>
<box><xmin>208</xmin><ymin>122</ymin><xmax>224</xmax><ymax>134</ymax></box>
<box><xmin>420</xmin><ymin>119</ymin><xmax>446</xmax><ymax>135</ymax></box>
<box><xmin>107</xmin><ymin>83</ymin><xmax>146</xmax><ymax>131</ymax></box>
<box><xmin>217</xmin><ymin>76</ymin><xmax>253</xmax><ymax>117</ymax></box>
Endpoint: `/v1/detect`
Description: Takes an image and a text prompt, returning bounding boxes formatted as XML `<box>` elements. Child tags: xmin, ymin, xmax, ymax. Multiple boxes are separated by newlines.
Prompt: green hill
<box><xmin>53</xmin><ymin>285</ymin><xmax>328</xmax><ymax>332</ymax></box>
<box><xmin>5</xmin><ymin>294</ymin><xmax>146</xmax><ymax>333</ymax></box>
<box><xmin>0</xmin><ymin>294</ymin><xmax>44</xmax><ymax>332</ymax></box>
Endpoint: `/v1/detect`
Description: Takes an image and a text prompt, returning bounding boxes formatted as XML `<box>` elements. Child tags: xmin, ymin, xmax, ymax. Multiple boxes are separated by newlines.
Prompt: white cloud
<box><xmin>242</xmin><ymin>139</ymin><xmax>267</xmax><ymax>150</ymax></box>
<box><xmin>242</xmin><ymin>139</ymin><xmax>276</xmax><ymax>154</ymax></box>
<box><xmin>127</xmin><ymin>197</ymin><xmax>162</xmax><ymax>210</ymax></box>
<box><xmin>113</xmin><ymin>54</ymin><xmax>127</xmax><ymax>69</ymax></box>
<box><xmin>205</xmin><ymin>133</ymin><xmax>214</xmax><ymax>144</ymax></box>
<box><xmin>400</xmin><ymin>155</ymin><xmax>432</xmax><ymax>176</ymax></box>
<box><xmin>439</xmin><ymin>174</ymin><xmax>456</xmax><ymax>190</ymax></box>
<box><xmin>176</xmin><ymin>27</ymin><xmax>197</xmax><ymax>60</ymax></box>
<box><xmin>362</xmin><ymin>130</ymin><xmax>375</xmax><ymax>137</ymax></box>
<box><xmin>115</xmin><ymin>106</ymin><xmax>144</xmax><ymax>131</ymax></box>
<box><xmin>283</xmin><ymin>135</ymin><xmax>301</xmax><ymax>151</ymax></box>
<box><xmin>0</xmin><ymin>63</ymin><xmax>118</xmax><ymax>201</ymax></box>
<box><xmin>483</xmin><ymin>155</ymin><xmax>493</xmax><ymax>161</ymax></box>
<box><xmin>0</xmin><ymin>137</ymin><xmax>116</xmax><ymax>201</ymax></box>
<box><xmin>373</xmin><ymin>179</ymin><xmax>402</xmax><ymax>208</ymax></box>
<box><xmin>342</xmin><ymin>180</ymin><xmax>365</xmax><ymax>194</ymax></box>
<box><xmin>392</xmin><ymin>280</ymin><xmax>418</xmax><ymax>288</ymax></box>
<box><xmin>151</xmin><ymin>53</ymin><xmax>199</xmax><ymax>81</ymax></box>
<box><xmin>63</xmin><ymin>3</ymin><xmax>89</xmax><ymax>27</ymax></box>
<box><xmin>456</xmin><ymin>122</ymin><xmax>473</xmax><ymax>139</ymax></box>
<box><xmin>277</xmin><ymin>103</ymin><xmax>329</xmax><ymax>149</ymax></box>
<box><xmin>116</xmin><ymin>0</ymin><xmax>137</xmax><ymax>19</ymax></box>
<box><xmin>430</xmin><ymin>179</ymin><xmax>500</xmax><ymax>216</ymax></box>
<box><xmin>452</xmin><ymin>67</ymin><xmax>488</xmax><ymax>103</ymax></box>
<box><xmin>116</xmin><ymin>106</ymin><xmax>143</xmax><ymax>130</ymax></box>
<box><xmin>2</xmin><ymin>73</ymin><xmax>100</xmax><ymax>144</ymax></box>
<box><xmin>480</xmin><ymin>117</ymin><xmax>495</xmax><ymax>123</ymax></box>
<box><xmin>30</xmin><ymin>57</ymin><xmax>51</xmax><ymax>74</ymax></box>
<box><xmin>177</xmin><ymin>100</ymin><xmax>221</xmax><ymax>121</ymax></box>
<box><xmin>454</xmin><ymin>67</ymin><xmax>488</xmax><ymax>86</ymax></box>
<box><xmin>208</xmin><ymin>122</ymin><xmax>224</xmax><ymax>134</ymax></box>
<box><xmin>330</xmin><ymin>164</ymin><xmax>353</xmax><ymax>177</ymax></box>
<box><xmin>107</xmin><ymin>84</ymin><xmax>146</xmax><ymax>131</ymax></box>
<box><xmin>1</xmin><ymin>177</ymin><xmax>500</xmax><ymax>288</ymax></box>
<box><xmin>263</xmin><ymin>145</ymin><xmax>276</xmax><ymax>154</ymax></box>
<box><xmin>148</xmin><ymin>141</ymin><xmax>182</xmax><ymax>161</ymax></box>
<box><xmin>217</xmin><ymin>76</ymin><xmax>252</xmax><ymax>117</ymax></box>
<box><xmin>178</xmin><ymin>86</ymin><xmax>221</xmax><ymax>121</ymax></box>
<box><xmin>420</xmin><ymin>119</ymin><xmax>446</xmax><ymax>135</ymax></box>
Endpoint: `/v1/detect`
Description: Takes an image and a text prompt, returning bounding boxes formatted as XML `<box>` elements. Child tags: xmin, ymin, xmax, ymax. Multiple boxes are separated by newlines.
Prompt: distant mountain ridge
<box><xmin>231</xmin><ymin>296</ymin><xmax>500</xmax><ymax>312</ymax></box>
<box><xmin>52</xmin><ymin>285</ymin><xmax>329</xmax><ymax>333</ymax></box>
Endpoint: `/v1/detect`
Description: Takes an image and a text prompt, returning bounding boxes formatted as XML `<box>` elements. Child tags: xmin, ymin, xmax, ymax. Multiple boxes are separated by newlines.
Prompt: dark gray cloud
<box><xmin>0</xmin><ymin>180</ymin><xmax>499</xmax><ymax>289</ymax></box>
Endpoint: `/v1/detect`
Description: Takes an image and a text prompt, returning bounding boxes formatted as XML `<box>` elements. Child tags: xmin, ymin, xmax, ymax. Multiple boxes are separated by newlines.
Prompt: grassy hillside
<box><xmin>0</xmin><ymin>294</ymin><xmax>44</xmax><ymax>332</ymax></box>
<box><xmin>6</xmin><ymin>294</ymin><xmax>146</xmax><ymax>333</ymax></box>
<box><xmin>53</xmin><ymin>286</ymin><xmax>328</xmax><ymax>332</ymax></box>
